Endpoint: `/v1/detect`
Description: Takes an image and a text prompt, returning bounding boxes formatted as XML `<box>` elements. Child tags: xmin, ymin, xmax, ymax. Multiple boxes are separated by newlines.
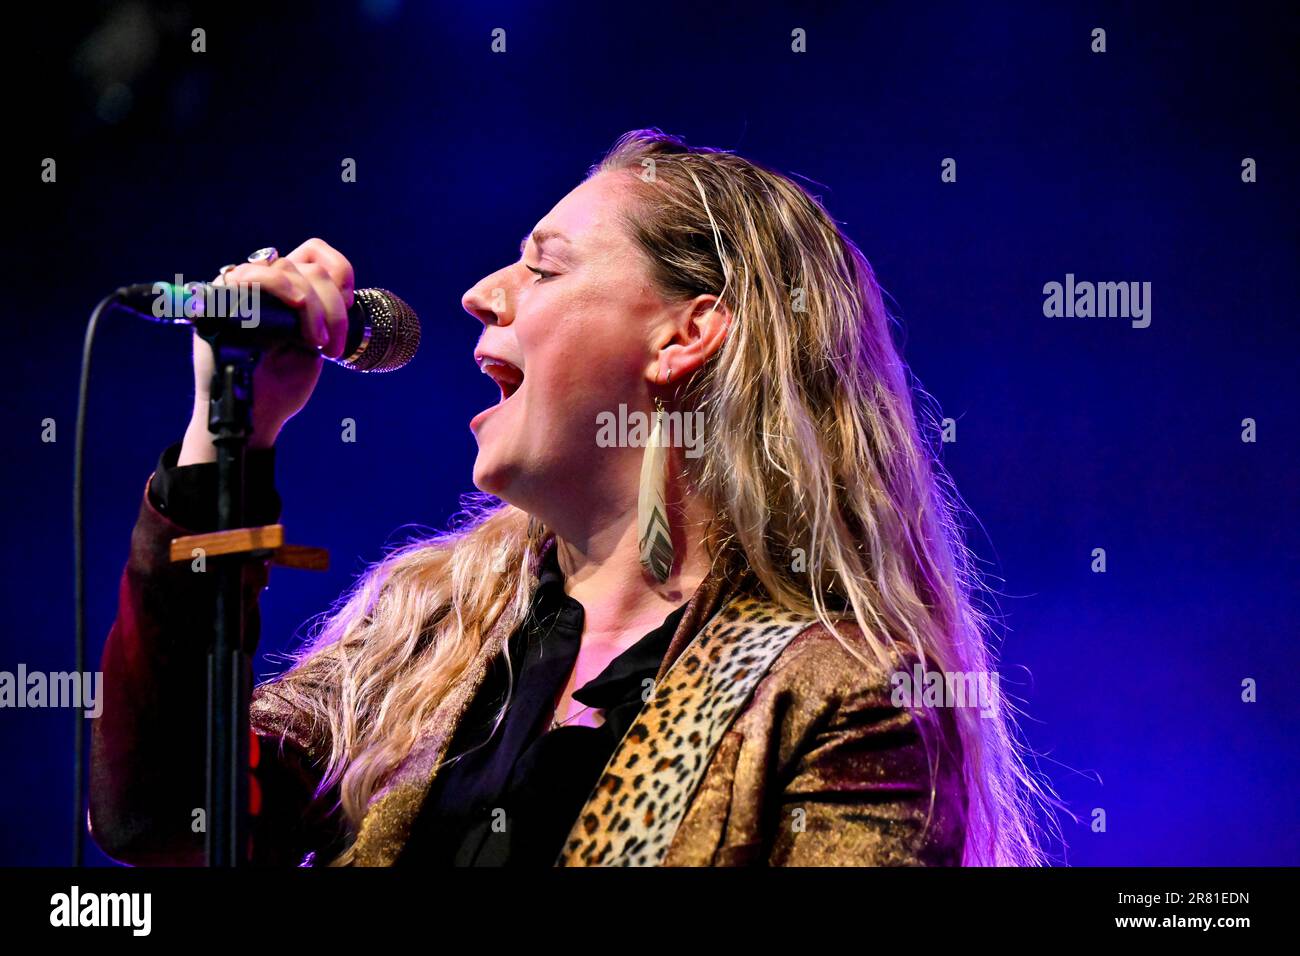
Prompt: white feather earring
<box><xmin>638</xmin><ymin>381</ymin><xmax>674</xmax><ymax>583</ymax></box>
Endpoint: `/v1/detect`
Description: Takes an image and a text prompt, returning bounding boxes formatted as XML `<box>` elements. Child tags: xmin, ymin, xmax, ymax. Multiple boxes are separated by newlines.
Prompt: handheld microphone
<box><xmin>111</xmin><ymin>280</ymin><xmax>421</xmax><ymax>373</ymax></box>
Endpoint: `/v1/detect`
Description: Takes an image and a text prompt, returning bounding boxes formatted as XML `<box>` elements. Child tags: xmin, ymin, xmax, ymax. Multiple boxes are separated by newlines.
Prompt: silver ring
<box><xmin>247</xmin><ymin>247</ymin><xmax>279</xmax><ymax>265</ymax></box>
<box><xmin>212</xmin><ymin>263</ymin><xmax>239</xmax><ymax>284</ymax></box>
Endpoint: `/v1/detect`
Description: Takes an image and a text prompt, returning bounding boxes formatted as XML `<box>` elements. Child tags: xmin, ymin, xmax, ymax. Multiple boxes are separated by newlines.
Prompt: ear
<box><xmin>646</xmin><ymin>294</ymin><xmax>732</xmax><ymax>385</ymax></box>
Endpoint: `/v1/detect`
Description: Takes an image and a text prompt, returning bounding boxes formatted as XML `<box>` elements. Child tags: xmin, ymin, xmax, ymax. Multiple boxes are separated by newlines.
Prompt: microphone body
<box><xmin>112</xmin><ymin>280</ymin><xmax>420</xmax><ymax>372</ymax></box>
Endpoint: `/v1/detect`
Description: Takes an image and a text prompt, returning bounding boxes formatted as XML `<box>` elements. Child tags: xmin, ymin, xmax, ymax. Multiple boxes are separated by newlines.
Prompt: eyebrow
<box><xmin>519</xmin><ymin>229</ymin><xmax>572</xmax><ymax>256</ymax></box>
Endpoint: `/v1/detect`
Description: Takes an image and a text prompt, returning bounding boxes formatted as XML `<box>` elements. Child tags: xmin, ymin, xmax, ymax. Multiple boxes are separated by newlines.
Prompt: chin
<box><xmin>471</xmin><ymin>460</ymin><xmax>504</xmax><ymax>497</ymax></box>
<box><xmin>472</xmin><ymin>454</ymin><xmax>520</xmax><ymax>500</ymax></box>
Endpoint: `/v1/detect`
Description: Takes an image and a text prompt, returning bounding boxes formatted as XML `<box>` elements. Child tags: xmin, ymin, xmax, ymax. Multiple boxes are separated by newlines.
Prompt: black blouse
<box><xmin>397</xmin><ymin>543</ymin><xmax>689</xmax><ymax>866</ymax></box>
<box><xmin>146</xmin><ymin>440</ymin><xmax>691</xmax><ymax>867</ymax></box>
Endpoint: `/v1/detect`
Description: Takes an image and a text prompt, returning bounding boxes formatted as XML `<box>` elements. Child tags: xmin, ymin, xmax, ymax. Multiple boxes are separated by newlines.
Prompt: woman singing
<box><xmin>89</xmin><ymin>129</ymin><xmax>1050</xmax><ymax>866</ymax></box>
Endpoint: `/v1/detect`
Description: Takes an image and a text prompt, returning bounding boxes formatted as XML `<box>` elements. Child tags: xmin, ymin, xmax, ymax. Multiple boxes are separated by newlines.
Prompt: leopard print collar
<box><xmin>554</xmin><ymin>593</ymin><xmax>814</xmax><ymax>866</ymax></box>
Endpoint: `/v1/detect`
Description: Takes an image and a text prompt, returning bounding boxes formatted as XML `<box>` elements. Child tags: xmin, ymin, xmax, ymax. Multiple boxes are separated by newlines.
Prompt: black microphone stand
<box><xmin>80</xmin><ymin>281</ymin><xmax>335</xmax><ymax>866</ymax></box>
<box><xmin>192</xmin><ymin>314</ymin><xmax>330</xmax><ymax>866</ymax></box>
<box><xmin>201</xmin><ymin>330</ymin><xmax>260</xmax><ymax>867</ymax></box>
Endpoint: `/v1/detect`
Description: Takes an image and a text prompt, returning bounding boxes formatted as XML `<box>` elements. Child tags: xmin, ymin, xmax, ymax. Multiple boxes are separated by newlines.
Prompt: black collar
<box><xmin>530</xmin><ymin>542</ymin><xmax>690</xmax><ymax>710</ymax></box>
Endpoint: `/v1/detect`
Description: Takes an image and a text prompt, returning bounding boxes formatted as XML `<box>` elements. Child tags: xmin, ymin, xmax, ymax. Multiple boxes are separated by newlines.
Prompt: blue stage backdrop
<box><xmin>3</xmin><ymin>1</ymin><xmax>1296</xmax><ymax>866</ymax></box>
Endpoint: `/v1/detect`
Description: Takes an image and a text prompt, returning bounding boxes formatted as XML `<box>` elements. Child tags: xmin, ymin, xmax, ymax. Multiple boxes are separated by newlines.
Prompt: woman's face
<box><xmin>462</xmin><ymin>170</ymin><xmax>668</xmax><ymax>522</ymax></box>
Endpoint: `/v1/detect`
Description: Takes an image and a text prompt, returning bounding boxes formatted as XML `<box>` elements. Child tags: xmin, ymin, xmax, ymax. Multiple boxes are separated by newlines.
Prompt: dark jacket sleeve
<box><xmin>88</xmin><ymin>441</ymin><xmax>343</xmax><ymax>866</ymax></box>
<box><xmin>766</xmin><ymin>656</ymin><xmax>969</xmax><ymax>866</ymax></box>
<box><xmin>695</xmin><ymin>623</ymin><xmax>969</xmax><ymax>867</ymax></box>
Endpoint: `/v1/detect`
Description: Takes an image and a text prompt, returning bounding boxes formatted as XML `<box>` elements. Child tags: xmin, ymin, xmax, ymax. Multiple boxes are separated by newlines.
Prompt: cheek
<box><xmin>520</xmin><ymin>313</ymin><xmax>647</xmax><ymax>419</ymax></box>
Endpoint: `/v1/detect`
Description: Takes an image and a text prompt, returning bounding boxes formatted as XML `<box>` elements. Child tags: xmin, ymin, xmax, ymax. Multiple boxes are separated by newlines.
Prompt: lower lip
<box><xmin>470</xmin><ymin>392</ymin><xmax>513</xmax><ymax>431</ymax></box>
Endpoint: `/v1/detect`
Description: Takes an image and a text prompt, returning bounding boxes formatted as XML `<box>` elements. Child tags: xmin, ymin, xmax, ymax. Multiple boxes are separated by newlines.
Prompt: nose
<box><xmin>461</xmin><ymin>265</ymin><xmax>516</xmax><ymax>327</ymax></box>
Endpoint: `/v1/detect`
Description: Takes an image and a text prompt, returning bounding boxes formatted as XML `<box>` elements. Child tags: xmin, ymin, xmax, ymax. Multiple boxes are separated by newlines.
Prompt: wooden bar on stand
<box><xmin>167</xmin><ymin>524</ymin><xmax>330</xmax><ymax>571</ymax></box>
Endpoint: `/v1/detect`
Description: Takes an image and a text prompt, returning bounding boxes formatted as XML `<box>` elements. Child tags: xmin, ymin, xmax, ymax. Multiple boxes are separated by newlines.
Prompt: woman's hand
<box><xmin>178</xmin><ymin>238</ymin><xmax>355</xmax><ymax>464</ymax></box>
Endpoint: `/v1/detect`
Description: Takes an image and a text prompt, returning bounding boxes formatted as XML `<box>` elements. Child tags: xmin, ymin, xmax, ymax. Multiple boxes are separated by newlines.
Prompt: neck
<box><xmin>547</xmin><ymin>447</ymin><xmax>715</xmax><ymax>641</ymax></box>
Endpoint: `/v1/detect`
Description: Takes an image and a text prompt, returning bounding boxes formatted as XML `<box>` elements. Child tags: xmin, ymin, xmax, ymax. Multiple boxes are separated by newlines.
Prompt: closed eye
<box><xmin>525</xmin><ymin>264</ymin><xmax>558</xmax><ymax>282</ymax></box>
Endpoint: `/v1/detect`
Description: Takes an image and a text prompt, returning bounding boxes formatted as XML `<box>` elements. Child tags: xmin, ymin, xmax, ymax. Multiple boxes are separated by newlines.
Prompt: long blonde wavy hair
<box><xmin>265</xmin><ymin>128</ymin><xmax>1056</xmax><ymax>866</ymax></box>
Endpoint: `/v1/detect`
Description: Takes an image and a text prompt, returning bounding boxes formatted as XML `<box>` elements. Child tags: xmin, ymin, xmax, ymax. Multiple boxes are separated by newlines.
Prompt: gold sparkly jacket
<box><xmin>89</xmin><ymin>475</ymin><xmax>968</xmax><ymax>867</ymax></box>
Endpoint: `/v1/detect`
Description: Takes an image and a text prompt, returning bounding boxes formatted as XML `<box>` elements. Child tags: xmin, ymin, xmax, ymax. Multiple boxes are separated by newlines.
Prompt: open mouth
<box><xmin>477</xmin><ymin>356</ymin><xmax>524</xmax><ymax>403</ymax></box>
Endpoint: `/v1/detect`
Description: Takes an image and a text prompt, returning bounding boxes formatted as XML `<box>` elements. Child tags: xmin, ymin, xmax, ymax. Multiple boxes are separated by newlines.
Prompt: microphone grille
<box><xmin>339</xmin><ymin>288</ymin><xmax>421</xmax><ymax>372</ymax></box>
